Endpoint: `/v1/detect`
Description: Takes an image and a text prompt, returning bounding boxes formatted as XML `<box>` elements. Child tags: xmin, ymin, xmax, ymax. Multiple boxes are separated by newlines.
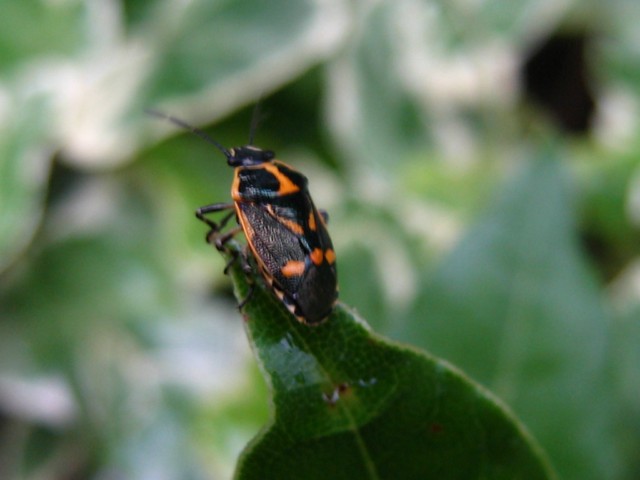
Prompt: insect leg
<box><xmin>213</xmin><ymin>226</ymin><xmax>243</xmax><ymax>251</ymax></box>
<box><xmin>237</xmin><ymin>284</ymin><xmax>256</xmax><ymax>311</ymax></box>
<box><xmin>223</xmin><ymin>245</ymin><xmax>252</xmax><ymax>275</ymax></box>
<box><xmin>222</xmin><ymin>246</ymin><xmax>254</xmax><ymax>311</ymax></box>
<box><xmin>196</xmin><ymin>202</ymin><xmax>254</xmax><ymax>309</ymax></box>
<box><xmin>195</xmin><ymin>202</ymin><xmax>235</xmax><ymax>230</ymax></box>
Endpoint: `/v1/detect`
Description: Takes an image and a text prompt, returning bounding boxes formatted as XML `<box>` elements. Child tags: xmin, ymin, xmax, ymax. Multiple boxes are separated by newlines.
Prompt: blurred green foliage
<box><xmin>0</xmin><ymin>0</ymin><xmax>639</xmax><ymax>479</ymax></box>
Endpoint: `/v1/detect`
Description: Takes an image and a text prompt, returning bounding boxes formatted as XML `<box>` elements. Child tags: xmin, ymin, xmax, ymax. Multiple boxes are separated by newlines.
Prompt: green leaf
<box><xmin>397</xmin><ymin>150</ymin><xmax>622</xmax><ymax>479</ymax></box>
<box><xmin>613</xmin><ymin>299</ymin><xmax>640</xmax><ymax>475</ymax></box>
<box><xmin>0</xmin><ymin>99</ymin><xmax>52</xmax><ymax>272</ymax></box>
<box><xmin>326</xmin><ymin>3</ymin><xmax>424</xmax><ymax>174</ymax></box>
<box><xmin>0</xmin><ymin>1</ymin><xmax>84</xmax><ymax>69</ymax></box>
<box><xmin>142</xmin><ymin>0</ymin><xmax>341</xmax><ymax>107</ymax></box>
<box><xmin>218</xmin><ymin>244</ymin><xmax>556</xmax><ymax>479</ymax></box>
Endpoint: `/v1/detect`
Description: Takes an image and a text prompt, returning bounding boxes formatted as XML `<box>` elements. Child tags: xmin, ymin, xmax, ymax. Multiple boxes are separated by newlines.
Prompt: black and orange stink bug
<box><xmin>148</xmin><ymin>110</ymin><xmax>338</xmax><ymax>324</ymax></box>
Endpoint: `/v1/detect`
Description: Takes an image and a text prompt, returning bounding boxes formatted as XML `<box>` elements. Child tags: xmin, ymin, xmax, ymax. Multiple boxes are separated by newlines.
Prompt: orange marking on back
<box><xmin>310</xmin><ymin>248</ymin><xmax>324</xmax><ymax>266</ymax></box>
<box><xmin>325</xmin><ymin>248</ymin><xmax>336</xmax><ymax>265</ymax></box>
<box><xmin>263</xmin><ymin>163</ymin><xmax>300</xmax><ymax>195</ymax></box>
<box><xmin>281</xmin><ymin>260</ymin><xmax>305</xmax><ymax>278</ymax></box>
<box><xmin>280</xmin><ymin>218</ymin><xmax>304</xmax><ymax>235</ymax></box>
<box><xmin>308</xmin><ymin>211</ymin><xmax>317</xmax><ymax>231</ymax></box>
<box><xmin>264</xmin><ymin>205</ymin><xmax>304</xmax><ymax>235</ymax></box>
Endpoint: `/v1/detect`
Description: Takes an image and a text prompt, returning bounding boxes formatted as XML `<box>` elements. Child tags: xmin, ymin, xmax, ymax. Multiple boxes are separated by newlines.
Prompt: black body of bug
<box><xmin>196</xmin><ymin>145</ymin><xmax>338</xmax><ymax>324</ymax></box>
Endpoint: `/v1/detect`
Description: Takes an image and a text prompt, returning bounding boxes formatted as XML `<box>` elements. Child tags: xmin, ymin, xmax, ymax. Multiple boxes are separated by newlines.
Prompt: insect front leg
<box><xmin>197</xmin><ymin>202</ymin><xmax>255</xmax><ymax>311</ymax></box>
<box><xmin>196</xmin><ymin>202</ymin><xmax>244</xmax><ymax>253</ymax></box>
<box><xmin>196</xmin><ymin>201</ymin><xmax>251</xmax><ymax>266</ymax></box>
<box><xmin>212</xmin><ymin>225</ymin><xmax>242</xmax><ymax>251</ymax></box>
<box><xmin>195</xmin><ymin>202</ymin><xmax>235</xmax><ymax>231</ymax></box>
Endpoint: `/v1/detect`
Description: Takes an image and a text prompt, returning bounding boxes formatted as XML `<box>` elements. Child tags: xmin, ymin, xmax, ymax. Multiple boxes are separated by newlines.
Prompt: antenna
<box><xmin>145</xmin><ymin>109</ymin><xmax>230</xmax><ymax>158</ymax></box>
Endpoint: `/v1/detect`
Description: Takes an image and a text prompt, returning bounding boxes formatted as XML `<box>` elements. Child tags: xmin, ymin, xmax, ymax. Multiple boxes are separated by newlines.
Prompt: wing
<box><xmin>236</xmin><ymin>196</ymin><xmax>337</xmax><ymax>323</ymax></box>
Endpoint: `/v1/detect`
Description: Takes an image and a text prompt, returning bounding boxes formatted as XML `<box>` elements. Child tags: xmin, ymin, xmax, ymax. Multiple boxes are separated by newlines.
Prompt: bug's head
<box><xmin>226</xmin><ymin>146</ymin><xmax>275</xmax><ymax>167</ymax></box>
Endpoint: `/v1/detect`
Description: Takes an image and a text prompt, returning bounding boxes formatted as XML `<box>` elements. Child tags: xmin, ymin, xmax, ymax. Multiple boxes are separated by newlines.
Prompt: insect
<box><xmin>148</xmin><ymin>110</ymin><xmax>338</xmax><ymax>324</ymax></box>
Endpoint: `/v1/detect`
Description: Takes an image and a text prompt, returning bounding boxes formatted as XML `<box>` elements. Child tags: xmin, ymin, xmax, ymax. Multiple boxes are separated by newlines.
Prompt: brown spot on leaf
<box><xmin>322</xmin><ymin>382</ymin><xmax>351</xmax><ymax>407</ymax></box>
